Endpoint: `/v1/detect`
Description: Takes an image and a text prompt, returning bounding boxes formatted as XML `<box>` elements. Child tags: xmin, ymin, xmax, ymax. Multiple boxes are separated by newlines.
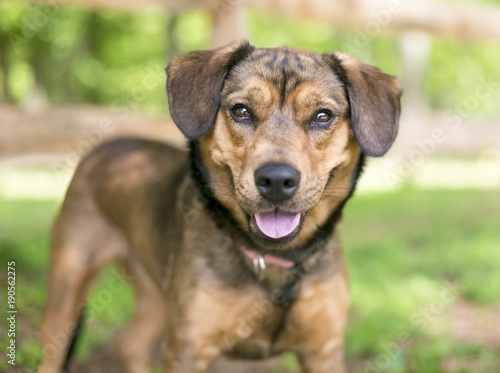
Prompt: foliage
<box><xmin>0</xmin><ymin>1</ymin><xmax>500</xmax><ymax>117</ymax></box>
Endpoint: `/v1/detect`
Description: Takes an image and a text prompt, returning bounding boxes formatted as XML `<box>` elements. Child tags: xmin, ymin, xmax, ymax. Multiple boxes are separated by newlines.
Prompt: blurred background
<box><xmin>0</xmin><ymin>0</ymin><xmax>499</xmax><ymax>372</ymax></box>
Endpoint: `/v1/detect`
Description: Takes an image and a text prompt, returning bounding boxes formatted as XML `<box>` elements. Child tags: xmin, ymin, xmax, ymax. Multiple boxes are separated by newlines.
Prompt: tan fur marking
<box><xmin>276</xmin><ymin>255</ymin><xmax>349</xmax><ymax>372</ymax></box>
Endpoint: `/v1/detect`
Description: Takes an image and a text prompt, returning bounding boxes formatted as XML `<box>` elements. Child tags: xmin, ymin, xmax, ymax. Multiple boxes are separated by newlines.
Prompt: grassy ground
<box><xmin>1</xmin><ymin>189</ymin><xmax>499</xmax><ymax>372</ymax></box>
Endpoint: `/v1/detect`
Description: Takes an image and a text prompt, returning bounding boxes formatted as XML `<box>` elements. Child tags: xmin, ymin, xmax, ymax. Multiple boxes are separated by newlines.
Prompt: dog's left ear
<box><xmin>167</xmin><ymin>41</ymin><xmax>255</xmax><ymax>140</ymax></box>
<box><xmin>332</xmin><ymin>53</ymin><xmax>403</xmax><ymax>157</ymax></box>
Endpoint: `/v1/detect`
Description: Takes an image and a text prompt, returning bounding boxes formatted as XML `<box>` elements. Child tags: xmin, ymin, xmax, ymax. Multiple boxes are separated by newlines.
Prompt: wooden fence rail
<box><xmin>17</xmin><ymin>0</ymin><xmax>500</xmax><ymax>41</ymax></box>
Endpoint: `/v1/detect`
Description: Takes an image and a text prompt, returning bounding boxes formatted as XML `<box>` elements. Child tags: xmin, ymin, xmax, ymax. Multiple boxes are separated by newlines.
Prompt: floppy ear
<box><xmin>332</xmin><ymin>53</ymin><xmax>403</xmax><ymax>157</ymax></box>
<box><xmin>166</xmin><ymin>41</ymin><xmax>255</xmax><ymax>140</ymax></box>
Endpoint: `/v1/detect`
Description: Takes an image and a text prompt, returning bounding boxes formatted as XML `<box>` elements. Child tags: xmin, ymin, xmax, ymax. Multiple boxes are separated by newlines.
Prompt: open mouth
<box><xmin>252</xmin><ymin>209</ymin><xmax>303</xmax><ymax>239</ymax></box>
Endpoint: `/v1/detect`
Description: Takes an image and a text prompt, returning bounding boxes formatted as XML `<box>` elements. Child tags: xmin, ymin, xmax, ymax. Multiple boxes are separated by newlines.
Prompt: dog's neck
<box><xmin>188</xmin><ymin>140</ymin><xmax>365</xmax><ymax>306</ymax></box>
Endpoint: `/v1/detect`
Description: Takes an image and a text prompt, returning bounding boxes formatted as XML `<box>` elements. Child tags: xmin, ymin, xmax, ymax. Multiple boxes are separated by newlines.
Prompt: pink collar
<box><xmin>241</xmin><ymin>247</ymin><xmax>295</xmax><ymax>269</ymax></box>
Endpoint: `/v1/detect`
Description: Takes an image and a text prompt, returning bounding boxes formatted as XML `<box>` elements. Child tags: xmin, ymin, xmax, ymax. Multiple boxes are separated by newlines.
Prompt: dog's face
<box><xmin>167</xmin><ymin>42</ymin><xmax>402</xmax><ymax>249</ymax></box>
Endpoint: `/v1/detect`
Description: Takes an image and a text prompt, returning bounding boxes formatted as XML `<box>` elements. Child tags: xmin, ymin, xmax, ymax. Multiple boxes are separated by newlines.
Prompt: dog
<box><xmin>38</xmin><ymin>40</ymin><xmax>402</xmax><ymax>373</ymax></box>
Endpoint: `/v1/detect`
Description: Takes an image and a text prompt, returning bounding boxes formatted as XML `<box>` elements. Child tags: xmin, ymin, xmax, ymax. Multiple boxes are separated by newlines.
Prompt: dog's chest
<box><xmin>223</xmin><ymin>304</ymin><xmax>289</xmax><ymax>359</ymax></box>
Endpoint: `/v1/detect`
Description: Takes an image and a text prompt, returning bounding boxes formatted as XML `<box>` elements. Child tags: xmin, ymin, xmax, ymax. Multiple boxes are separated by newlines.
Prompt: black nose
<box><xmin>254</xmin><ymin>164</ymin><xmax>301</xmax><ymax>203</ymax></box>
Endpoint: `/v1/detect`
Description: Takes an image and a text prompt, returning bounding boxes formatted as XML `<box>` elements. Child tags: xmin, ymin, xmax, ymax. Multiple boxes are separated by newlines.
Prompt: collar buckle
<box><xmin>252</xmin><ymin>253</ymin><xmax>266</xmax><ymax>282</ymax></box>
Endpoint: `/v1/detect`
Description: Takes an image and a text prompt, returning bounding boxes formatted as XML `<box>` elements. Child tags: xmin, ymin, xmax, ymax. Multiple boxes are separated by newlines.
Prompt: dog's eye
<box><xmin>230</xmin><ymin>104</ymin><xmax>253</xmax><ymax>123</ymax></box>
<box><xmin>310</xmin><ymin>110</ymin><xmax>335</xmax><ymax>129</ymax></box>
<box><xmin>314</xmin><ymin>111</ymin><xmax>332</xmax><ymax>123</ymax></box>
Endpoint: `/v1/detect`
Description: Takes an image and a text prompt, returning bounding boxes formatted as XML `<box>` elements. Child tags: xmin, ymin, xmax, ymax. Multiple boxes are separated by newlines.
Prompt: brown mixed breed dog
<box><xmin>39</xmin><ymin>41</ymin><xmax>402</xmax><ymax>373</ymax></box>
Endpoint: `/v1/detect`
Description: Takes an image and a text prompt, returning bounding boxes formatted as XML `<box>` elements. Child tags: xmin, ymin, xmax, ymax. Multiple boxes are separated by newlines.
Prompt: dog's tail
<box><xmin>62</xmin><ymin>308</ymin><xmax>85</xmax><ymax>373</ymax></box>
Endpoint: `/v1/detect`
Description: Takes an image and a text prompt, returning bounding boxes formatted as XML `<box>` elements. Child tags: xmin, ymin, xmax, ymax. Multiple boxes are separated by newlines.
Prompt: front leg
<box><xmin>276</xmin><ymin>269</ymin><xmax>349</xmax><ymax>373</ymax></box>
<box><xmin>298</xmin><ymin>347</ymin><xmax>346</xmax><ymax>373</ymax></box>
<box><xmin>162</xmin><ymin>340</ymin><xmax>215</xmax><ymax>373</ymax></box>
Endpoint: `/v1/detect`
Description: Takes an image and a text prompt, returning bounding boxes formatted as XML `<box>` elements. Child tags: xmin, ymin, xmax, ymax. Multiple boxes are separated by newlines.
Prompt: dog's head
<box><xmin>167</xmin><ymin>41</ymin><xmax>402</xmax><ymax>249</ymax></box>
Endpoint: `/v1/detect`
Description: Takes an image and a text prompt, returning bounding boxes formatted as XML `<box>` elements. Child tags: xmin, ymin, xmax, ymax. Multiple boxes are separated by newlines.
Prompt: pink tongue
<box><xmin>255</xmin><ymin>210</ymin><xmax>301</xmax><ymax>239</ymax></box>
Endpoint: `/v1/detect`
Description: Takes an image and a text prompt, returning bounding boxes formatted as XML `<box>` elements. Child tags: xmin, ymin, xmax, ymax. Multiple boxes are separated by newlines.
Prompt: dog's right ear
<box><xmin>166</xmin><ymin>41</ymin><xmax>255</xmax><ymax>140</ymax></box>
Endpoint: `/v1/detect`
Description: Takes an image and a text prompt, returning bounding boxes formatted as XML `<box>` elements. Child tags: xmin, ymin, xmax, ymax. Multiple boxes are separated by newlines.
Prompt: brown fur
<box><xmin>38</xmin><ymin>41</ymin><xmax>402</xmax><ymax>373</ymax></box>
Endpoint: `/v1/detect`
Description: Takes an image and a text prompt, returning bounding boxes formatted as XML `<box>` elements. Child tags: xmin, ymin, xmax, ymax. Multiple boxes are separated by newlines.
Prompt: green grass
<box><xmin>1</xmin><ymin>189</ymin><xmax>499</xmax><ymax>372</ymax></box>
<box><xmin>342</xmin><ymin>189</ymin><xmax>500</xmax><ymax>372</ymax></box>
